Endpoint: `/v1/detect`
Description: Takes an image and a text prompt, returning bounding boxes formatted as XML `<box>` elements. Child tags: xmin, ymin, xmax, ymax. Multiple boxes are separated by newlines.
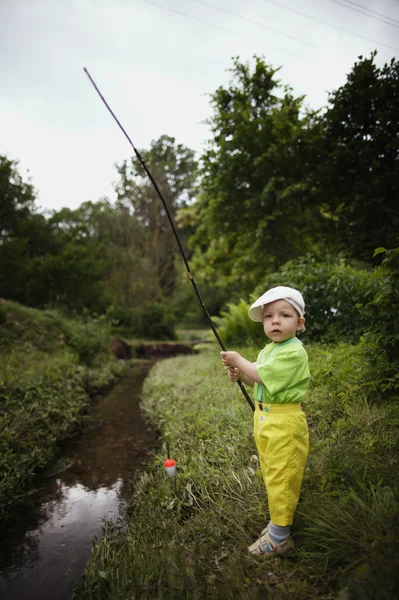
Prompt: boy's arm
<box><xmin>238</xmin><ymin>371</ymin><xmax>255</xmax><ymax>387</ymax></box>
<box><xmin>221</xmin><ymin>351</ymin><xmax>263</xmax><ymax>385</ymax></box>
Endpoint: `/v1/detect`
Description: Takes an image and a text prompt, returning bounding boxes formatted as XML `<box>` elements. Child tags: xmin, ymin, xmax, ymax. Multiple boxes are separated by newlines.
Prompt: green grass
<box><xmin>0</xmin><ymin>299</ymin><xmax>125</xmax><ymax>530</ymax></box>
<box><xmin>74</xmin><ymin>342</ymin><xmax>399</xmax><ymax>599</ymax></box>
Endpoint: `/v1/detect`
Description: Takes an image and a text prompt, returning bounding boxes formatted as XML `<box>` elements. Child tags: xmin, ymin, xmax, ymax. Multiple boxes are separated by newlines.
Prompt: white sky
<box><xmin>1</xmin><ymin>0</ymin><xmax>398</xmax><ymax>213</ymax></box>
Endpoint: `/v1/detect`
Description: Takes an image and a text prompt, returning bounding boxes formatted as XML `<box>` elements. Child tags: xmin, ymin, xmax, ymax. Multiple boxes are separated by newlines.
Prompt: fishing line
<box><xmin>83</xmin><ymin>68</ymin><xmax>255</xmax><ymax>412</ymax></box>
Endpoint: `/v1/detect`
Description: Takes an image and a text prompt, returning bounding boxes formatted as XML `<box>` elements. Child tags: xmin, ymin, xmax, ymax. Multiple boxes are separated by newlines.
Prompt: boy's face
<box><xmin>261</xmin><ymin>299</ymin><xmax>305</xmax><ymax>343</ymax></box>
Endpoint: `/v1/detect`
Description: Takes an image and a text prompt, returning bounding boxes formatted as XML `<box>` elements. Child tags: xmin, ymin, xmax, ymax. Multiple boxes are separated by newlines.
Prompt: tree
<box><xmin>50</xmin><ymin>200</ymin><xmax>150</xmax><ymax>310</ymax></box>
<box><xmin>0</xmin><ymin>155</ymin><xmax>36</xmax><ymax>240</ymax></box>
<box><xmin>115</xmin><ymin>135</ymin><xmax>198</xmax><ymax>302</ymax></box>
<box><xmin>0</xmin><ymin>162</ymin><xmax>116</xmax><ymax>312</ymax></box>
<box><xmin>0</xmin><ymin>148</ymin><xmax>198</xmax><ymax>315</ymax></box>
<box><xmin>190</xmin><ymin>56</ymin><xmax>322</xmax><ymax>307</ymax></box>
<box><xmin>313</xmin><ymin>53</ymin><xmax>399</xmax><ymax>261</ymax></box>
<box><xmin>0</xmin><ymin>156</ymin><xmax>58</xmax><ymax>305</ymax></box>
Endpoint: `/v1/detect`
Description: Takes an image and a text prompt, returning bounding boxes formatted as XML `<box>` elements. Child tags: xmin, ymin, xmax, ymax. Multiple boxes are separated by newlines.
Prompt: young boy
<box><xmin>220</xmin><ymin>286</ymin><xmax>310</xmax><ymax>556</ymax></box>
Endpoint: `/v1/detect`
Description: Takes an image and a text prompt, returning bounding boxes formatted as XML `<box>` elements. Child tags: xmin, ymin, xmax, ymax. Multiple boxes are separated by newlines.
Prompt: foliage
<box><xmin>313</xmin><ymin>53</ymin><xmax>399</xmax><ymax>261</ymax></box>
<box><xmin>0</xmin><ymin>212</ymin><xmax>59</xmax><ymax>307</ymax></box>
<box><xmin>0</xmin><ymin>356</ymin><xmax>89</xmax><ymax>520</ymax></box>
<box><xmin>0</xmin><ymin>299</ymin><xmax>124</xmax><ymax>530</ymax></box>
<box><xmin>0</xmin><ymin>155</ymin><xmax>36</xmax><ymax>238</ymax></box>
<box><xmin>0</xmin><ymin>188</ymin><xmax>114</xmax><ymax>314</ymax></box>
<box><xmin>25</xmin><ymin>243</ymin><xmax>111</xmax><ymax>313</ymax></box>
<box><xmin>107</xmin><ymin>302</ymin><xmax>177</xmax><ymax>341</ymax></box>
<box><xmin>185</xmin><ymin>53</ymin><xmax>399</xmax><ymax>312</ymax></box>
<box><xmin>256</xmin><ymin>255</ymin><xmax>381</xmax><ymax>343</ymax></box>
<box><xmin>214</xmin><ymin>255</ymin><xmax>380</xmax><ymax>346</ymax></box>
<box><xmin>189</xmin><ymin>56</ymin><xmax>323</xmax><ymax>304</ymax></box>
<box><xmin>214</xmin><ymin>298</ymin><xmax>265</xmax><ymax>348</ymax></box>
<box><xmin>359</xmin><ymin>247</ymin><xmax>399</xmax><ymax>396</ymax></box>
<box><xmin>0</xmin><ymin>142</ymin><xmax>198</xmax><ymax>319</ymax></box>
<box><xmin>2</xmin><ymin>53</ymin><xmax>399</xmax><ymax>326</ymax></box>
<box><xmin>60</xmin><ymin>313</ymin><xmax>113</xmax><ymax>365</ymax></box>
<box><xmin>74</xmin><ymin>344</ymin><xmax>399</xmax><ymax>600</ymax></box>
<box><xmin>115</xmin><ymin>135</ymin><xmax>198</xmax><ymax>301</ymax></box>
<box><xmin>49</xmin><ymin>200</ymin><xmax>147</xmax><ymax>310</ymax></box>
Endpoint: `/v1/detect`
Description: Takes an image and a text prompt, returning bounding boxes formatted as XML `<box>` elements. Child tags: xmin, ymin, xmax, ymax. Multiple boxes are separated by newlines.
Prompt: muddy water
<box><xmin>0</xmin><ymin>363</ymin><xmax>159</xmax><ymax>600</ymax></box>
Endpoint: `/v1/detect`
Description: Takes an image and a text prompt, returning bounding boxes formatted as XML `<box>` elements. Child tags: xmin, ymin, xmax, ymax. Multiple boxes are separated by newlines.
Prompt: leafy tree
<box><xmin>28</xmin><ymin>243</ymin><xmax>111</xmax><ymax>312</ymax></box>
<box><xmin>0</xmin><ymin>162</ymin><xmax>115</xmax><ymax>312</ymax></box>
<box><xmin>190</xmin><ymin>56</ymin><xmax>322</xmax><ymax>307</ymax></box>
<box><xmin>49</xmin><ymin>200</ymin><xmax>145</xmax><ymax>311</ymax></box>
<box><xmin>313</xmin><ymin>53</ymin><xmax>399</xmax><ymax>261</ymax></box>
<box><xmin>0</xmin><ymin>214</ymin><xmax>58</xmax><ymax>304</ymax></box>
<box><xmin>0</xmin><ymin>144</ymin><xmax>198</xmax><ymax>323</ymax></box>
<box><xmin>115</xmin><ymin>134</ymin><xmax>198</xmax><ymax>302</ymax></box>
<box><xmin>0</xmin><ymin>155</ymin><xmax>36</xmax><ymax>239</ymax></box>
<box><xmin>0</xmin><ymin>156</ymin><xmax>57</xmax><ymax>304</ymax></box>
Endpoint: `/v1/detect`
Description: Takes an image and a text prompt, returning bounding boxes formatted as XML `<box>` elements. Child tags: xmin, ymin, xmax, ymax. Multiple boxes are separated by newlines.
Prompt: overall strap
<box><xmin>267</xmin><ymin>336</ymin><xmax>301</xmax><ymax>363</ymax></box>
<box><xmin>257</xmin><ymin>337</ymin><xmax>301</xmax><ymax>402</ymax></box>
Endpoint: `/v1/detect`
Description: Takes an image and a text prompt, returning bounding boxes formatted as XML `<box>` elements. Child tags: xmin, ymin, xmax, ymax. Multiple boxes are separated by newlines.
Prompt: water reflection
<box><xmin>0</xmin><ymin>363</ymin><xmax>159</xmax><ymax>600</ymax></box>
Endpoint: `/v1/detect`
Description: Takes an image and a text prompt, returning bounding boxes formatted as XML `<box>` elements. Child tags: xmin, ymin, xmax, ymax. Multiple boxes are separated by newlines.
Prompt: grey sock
<box><xmin>268</xmin><ymin>522</ymin><xmax>290</xmax><ymax>543</ymax></box>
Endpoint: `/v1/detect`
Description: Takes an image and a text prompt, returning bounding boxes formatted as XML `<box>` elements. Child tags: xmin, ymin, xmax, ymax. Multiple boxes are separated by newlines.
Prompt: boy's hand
<box><xmin>220</xmin><ymin>351</ymin><xmax>240</xmax><ymax>368</ymax></box>
<box><xmin>227</xmin><ymin>366</ymin><xmax>241</xmax><ymax>382</ymax></box>
<box><xmin>221</xmin><ymin>351</ymin><xmax>261</xmax><ymax>387</ymax></box>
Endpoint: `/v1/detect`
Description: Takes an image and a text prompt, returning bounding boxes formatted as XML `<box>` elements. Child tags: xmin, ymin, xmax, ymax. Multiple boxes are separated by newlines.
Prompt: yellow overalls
<box><xmin>253</xmin><ymin>338</ymin><xmax>310</xmax><ymax>526</ymax></box>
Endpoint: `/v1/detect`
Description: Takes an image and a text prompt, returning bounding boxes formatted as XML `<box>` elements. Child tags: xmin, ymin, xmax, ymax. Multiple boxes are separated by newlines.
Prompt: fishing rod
<box><xmin>83</xmin><ymin>67</ymin><xmax>255</xmax><ymax>413</ymax></box>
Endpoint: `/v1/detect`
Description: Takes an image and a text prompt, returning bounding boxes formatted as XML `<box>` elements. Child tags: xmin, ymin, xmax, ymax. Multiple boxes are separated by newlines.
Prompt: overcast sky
<box><xmin>1</xmin><ymin>0</ymin><xmax>398</xmax><ymax>213</ymax></box>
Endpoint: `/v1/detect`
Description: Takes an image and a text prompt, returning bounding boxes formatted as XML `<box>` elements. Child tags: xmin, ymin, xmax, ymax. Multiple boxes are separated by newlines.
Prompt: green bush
<box><xmin>107</xmin><ymin>303</ymin><xmax>176</xmax><ymax>341</ymax></box>
<box><xmin>61</xmin><ymin>315</ymin><xmax>112</xmax><ymax>365</ymax></box>
<box><xmin>359</xmin><ymin>247</ymin><xmax>399</xmax><ymax>397</ymax></box>
<box><xmin>255</xmin><ymin>255</ymin><xmax>380</xmax><ymax>343</ymax></box>
<box><xmin>216</xmin><ymin>255</ymin><xmax>381</xmax><ymax>347</ymax></box>
<box><xmin>105</xmin><ymin>305</ymin><xmax>133</xmax><ymax>328</ymax></box>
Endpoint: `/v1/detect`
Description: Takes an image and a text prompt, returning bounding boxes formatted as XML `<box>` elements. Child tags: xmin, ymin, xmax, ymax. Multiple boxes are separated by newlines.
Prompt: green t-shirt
<box><xmin>254</xmin><ymin>337</ymin><xmax>310</xmax><ymax>404</ymax></box>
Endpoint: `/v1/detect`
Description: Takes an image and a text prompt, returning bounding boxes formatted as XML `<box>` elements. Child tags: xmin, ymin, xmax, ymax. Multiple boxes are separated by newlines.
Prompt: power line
<box><xmin>263</xmin><ymin>0</ymin><xmax>399</xmax><ymax>52</ymax></box>
<box><xmin>339</xmin><ymin>0</ymin><xmax>399</xmax><ymax>26</ymax></box>
<box><xmin>325</xmin><ymin>0</ymin><xmax>399</xmax><ymax>29</ymax></box>
<box><xmin>139</xmin><ymin>0</ymin><xmax>307</xmax><ymax>60</ymax></box>
<box><xmin>191</xmin><ymin>0</ymin><xmax>317</xmax><ymax>48</ymax></box>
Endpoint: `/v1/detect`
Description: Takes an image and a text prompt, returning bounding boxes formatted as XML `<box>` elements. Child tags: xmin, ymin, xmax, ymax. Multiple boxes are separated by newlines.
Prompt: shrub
<box><xmin>107</xmin><ymin>303</ymin><xmax>176</xmax><ymax>341</ymax></box>
<box><xmin>215</xmin><ymin>256</ymin><xmax>380</xmax><ymax>347</ymax></box>
<box><xmin>255</xmin><ymin>255</ymin><xmax>380</xmax><ymax>343</ymax></box>
<box><xmin>61</xmin><ymin>315</ymin><xmax>112</xmax><ymax>365</ymax></box>
<box><xmin>359</xmin><ymin>247</ymin><xmax>399</xmax><ymax>397</ymax></box>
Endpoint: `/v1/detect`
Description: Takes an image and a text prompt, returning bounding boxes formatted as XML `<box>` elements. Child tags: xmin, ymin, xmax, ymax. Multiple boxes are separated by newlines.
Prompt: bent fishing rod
<box><xmin>83</xmin><ymin>67</ymin><xmax>255</xmax><ymax>412</ymax></box>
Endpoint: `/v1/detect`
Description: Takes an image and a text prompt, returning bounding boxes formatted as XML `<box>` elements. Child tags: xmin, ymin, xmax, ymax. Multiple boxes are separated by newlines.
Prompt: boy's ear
<box><xmin>297</xmin><ymin>316</ymin><xmax>305</xmax><ymax>331</ymax></box>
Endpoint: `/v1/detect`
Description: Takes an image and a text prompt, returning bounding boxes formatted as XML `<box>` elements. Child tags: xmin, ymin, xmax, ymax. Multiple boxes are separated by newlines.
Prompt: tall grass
<box><xmin>74</xmin><ymin>343</ymin><xmax>399</xmax><ymax>599</ymax></box>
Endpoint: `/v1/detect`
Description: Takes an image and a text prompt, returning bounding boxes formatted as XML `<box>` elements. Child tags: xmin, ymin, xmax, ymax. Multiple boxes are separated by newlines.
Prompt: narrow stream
<box><xmin>0</xmin><ymin>362</ymin><xmax>159</xmax><ymax>600</ymax></box>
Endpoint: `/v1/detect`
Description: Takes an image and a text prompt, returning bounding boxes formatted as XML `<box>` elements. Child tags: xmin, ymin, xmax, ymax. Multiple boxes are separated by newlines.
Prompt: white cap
<box><xmin>248</xmin><ymin>286</ymin><xmax>305</xmax><ymax>323</ymax></box>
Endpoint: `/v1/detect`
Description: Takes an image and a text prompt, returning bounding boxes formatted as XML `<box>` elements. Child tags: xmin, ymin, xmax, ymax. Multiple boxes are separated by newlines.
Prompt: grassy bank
<box><xmin>74</xmin><ymin>342</ymin><xmax>399</xmax><ymax>599</ymax></box>
<box><xmin>0</xmin><ymin>299</ymin><xmax>125</xmax><ymax>530</ymax></box>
